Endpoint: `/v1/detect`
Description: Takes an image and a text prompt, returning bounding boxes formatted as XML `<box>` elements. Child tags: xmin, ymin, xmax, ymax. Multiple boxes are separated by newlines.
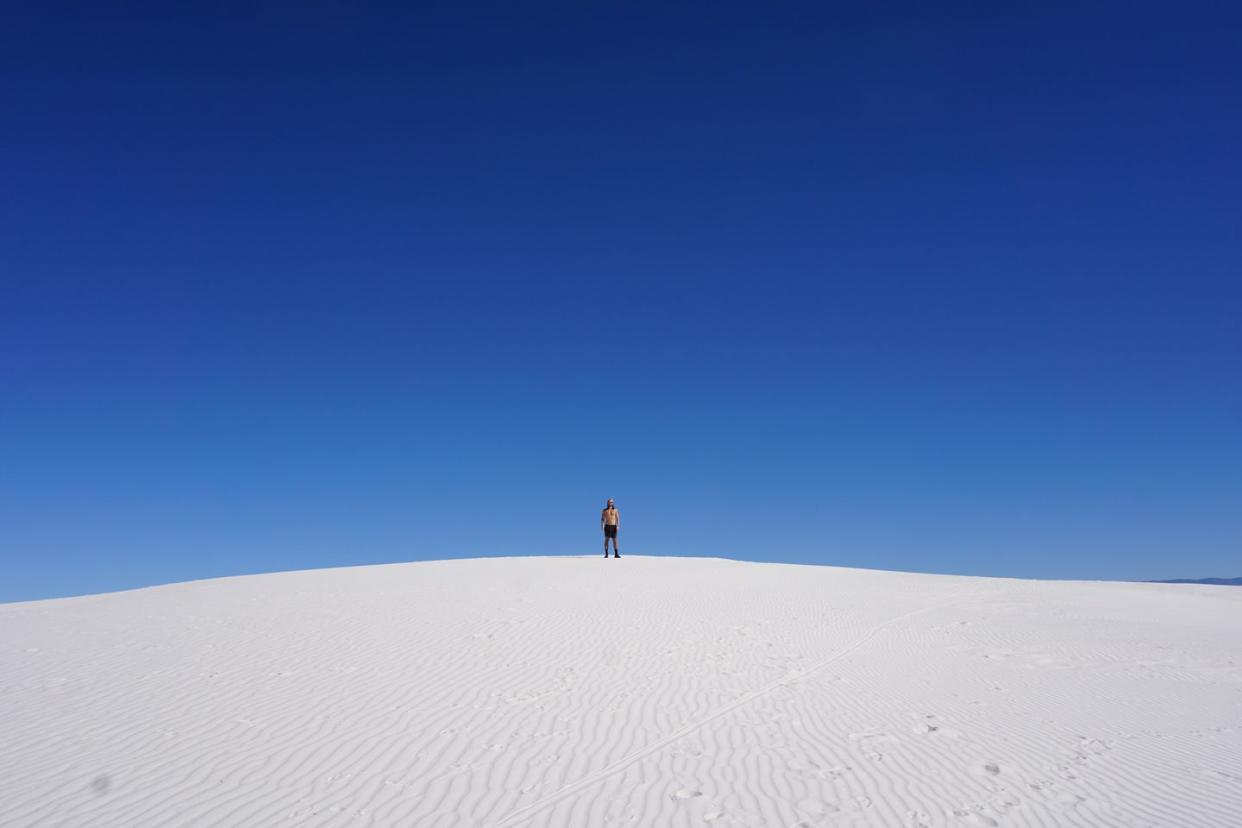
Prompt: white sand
<box><xmin>2</xmin><ymin>556</ymin><xmax>1240</xmax><ymax>827</ymax></box>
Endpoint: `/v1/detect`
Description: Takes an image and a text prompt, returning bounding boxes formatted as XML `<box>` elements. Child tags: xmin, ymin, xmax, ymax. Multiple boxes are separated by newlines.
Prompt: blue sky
<box><xmin>2</xmin><ymin>3</ymin><xmax>1239</xmax><ymax>601</ymax></box>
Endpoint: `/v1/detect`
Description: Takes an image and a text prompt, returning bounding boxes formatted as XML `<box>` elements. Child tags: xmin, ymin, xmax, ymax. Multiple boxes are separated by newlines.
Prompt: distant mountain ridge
<box><xmin>1151</xmin><ymin>577</ymin><xmax>1242</xmax><ymax>586</ymax></box>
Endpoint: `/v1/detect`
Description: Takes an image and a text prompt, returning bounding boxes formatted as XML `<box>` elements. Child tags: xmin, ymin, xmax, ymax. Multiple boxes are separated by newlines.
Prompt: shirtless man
<box><xmin>601</xmin><ymin>498</ymin><xmax>620</xmax><ymax>558</ymax></box>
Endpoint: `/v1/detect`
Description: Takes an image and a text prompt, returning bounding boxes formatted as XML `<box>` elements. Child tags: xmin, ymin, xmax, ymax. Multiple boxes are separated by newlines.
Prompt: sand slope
<box><xmin>2</xmin><ymin>556</ymin><xmax>1240</xmax><ymax>827</ymax></box>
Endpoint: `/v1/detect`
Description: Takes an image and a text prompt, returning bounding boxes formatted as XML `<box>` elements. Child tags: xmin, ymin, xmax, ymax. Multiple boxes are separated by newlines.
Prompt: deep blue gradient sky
<box><xmin>3</xmin><ymin>3</ymin><xmax>1239</xmax><ymax>601</ymax></box>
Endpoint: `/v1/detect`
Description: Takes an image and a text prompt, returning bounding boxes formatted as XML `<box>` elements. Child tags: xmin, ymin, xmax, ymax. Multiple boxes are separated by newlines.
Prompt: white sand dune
<box><xmin>2</xmin><ymin>556</ymin><xmax>1240</xmax><ymax>827</ymax></box>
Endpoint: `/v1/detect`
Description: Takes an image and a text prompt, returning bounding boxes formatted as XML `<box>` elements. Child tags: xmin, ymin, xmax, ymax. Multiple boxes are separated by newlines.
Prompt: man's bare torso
<box><xmin>602</xmin><ymin>507</ymin><xmax>619</xmax><ymax>526</ymax></box>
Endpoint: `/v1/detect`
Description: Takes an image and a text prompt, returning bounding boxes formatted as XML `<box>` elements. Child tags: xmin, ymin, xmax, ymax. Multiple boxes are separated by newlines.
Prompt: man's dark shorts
<box><xmin>604</xmin><ymin>524</ymin><xmax>617</xmax><ymax>538</ymax></box>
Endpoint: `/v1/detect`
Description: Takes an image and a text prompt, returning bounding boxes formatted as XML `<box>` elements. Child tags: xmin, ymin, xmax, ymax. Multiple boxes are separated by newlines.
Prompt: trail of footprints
<box><xmin>649</xmin><ymin>714</ymin><xmax>1119</xmax><ymax>828</ymax></box>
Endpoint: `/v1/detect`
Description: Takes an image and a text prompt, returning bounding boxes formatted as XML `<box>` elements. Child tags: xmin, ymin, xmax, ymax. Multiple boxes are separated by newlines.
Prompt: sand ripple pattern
<box><xmin>2</xmin><ymin>557</ymin><xmax>1240</xmax><ymax>827</ymax></box>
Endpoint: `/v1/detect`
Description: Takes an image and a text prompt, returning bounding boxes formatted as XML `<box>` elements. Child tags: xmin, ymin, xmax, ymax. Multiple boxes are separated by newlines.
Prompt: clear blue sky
<box><xmin>3</xmin><ymin>3</ymin><xmax>1239</xmax><ymax>601</ymax></box>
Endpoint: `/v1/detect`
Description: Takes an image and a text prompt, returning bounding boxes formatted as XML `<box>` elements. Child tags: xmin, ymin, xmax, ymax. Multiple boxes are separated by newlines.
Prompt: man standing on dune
<box><xmin>601</xmin><ymin>498</ymin><xmax>620</xmax><ymax>558</ymax></box>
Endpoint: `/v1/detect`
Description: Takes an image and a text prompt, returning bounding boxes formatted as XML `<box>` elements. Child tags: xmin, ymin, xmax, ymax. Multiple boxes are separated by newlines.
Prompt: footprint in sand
<box><xmin>849</xmin><ymin>731</ymin><xmax>898</xmax><ymax>747</ymax></box>
<box><xmin>670</xmin><ymin>788</ymin><xmax>702</xmax><ymax>801</ymax></box>
<box><xmin>671</xmin><ymin>741</ymin><xmax>705</xmax><ymax>758</ymax></box>
<box><xmin>796</xmin><ymin>797</ymin><xmax>839</xmax><ymax>816</ymax></box>
<box><xmin>908</xmin><ymin>713</ymin><xmax>963</xmax><ymax>739</ymax></box>
<box><xmin>1056</xmin><ymin>792</ymin><xmax>1087</xmax><ymax>809</ymax></box>
<box><xmin>990</xmin><ymin>792</ymin><xmax>1020</xmax><ymax>813</ymax></box>
<box><xmin>1076</xmin><ymin>736</ymin><xmax>1111</xmax><ymax>755</ymax></box>
<box><xmin>787</xmin><ymin>758</ymin><xmax>850</xmax><ymax>781</ymax></box>
<box><xmin>1065</xmin><ymin>736</ymin><xmax>1111</xmax><ymax>766</ymax></box>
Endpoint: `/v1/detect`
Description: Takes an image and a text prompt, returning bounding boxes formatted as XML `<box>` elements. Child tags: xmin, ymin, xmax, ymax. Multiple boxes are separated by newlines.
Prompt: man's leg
<box><xmin>604</xmin><ymin>533</ymin><xmax>609</xmax><ymax>557</ymax></box>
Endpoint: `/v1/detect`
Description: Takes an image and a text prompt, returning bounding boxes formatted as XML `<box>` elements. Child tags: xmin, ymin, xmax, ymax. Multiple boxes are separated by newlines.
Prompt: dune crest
<box><xmin>3</xmin><ymin>556</ymin><xmax>1240</xmax><ymax>826</ymax></box>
